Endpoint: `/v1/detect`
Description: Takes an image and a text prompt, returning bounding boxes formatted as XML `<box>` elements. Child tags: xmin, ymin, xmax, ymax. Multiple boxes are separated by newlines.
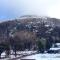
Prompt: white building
<box><xmin>49</xmin><ymin>43</ymin><xmax>60</xmax><ymax>53</ymax></box>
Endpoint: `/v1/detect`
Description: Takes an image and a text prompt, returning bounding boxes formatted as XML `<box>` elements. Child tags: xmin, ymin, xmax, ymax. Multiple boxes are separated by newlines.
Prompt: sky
<box><xmin>0</xmin><ymin>0</ymin><xmax>60</xmax><ymax>21</ymax></box>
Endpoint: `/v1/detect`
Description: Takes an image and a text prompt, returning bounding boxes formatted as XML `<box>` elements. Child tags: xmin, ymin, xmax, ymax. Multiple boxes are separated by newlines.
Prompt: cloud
<box><xmin>48</xmin><ymin>0</ymin><xmax>60</xmax><ymax>19</ymax></box>
<box><xmin>0</xmin><ymin>0</ymin><xmax>60</xmax><ymax>20</ymax></box>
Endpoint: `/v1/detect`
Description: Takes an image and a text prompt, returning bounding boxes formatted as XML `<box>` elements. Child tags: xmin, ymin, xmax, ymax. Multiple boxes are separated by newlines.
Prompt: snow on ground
<box><xmin>1</xmin><ymin>51</ymin><xmax>60</xmax><ymax>60</ymax></box>
<box><xmin>0</xmin><ymin>51</ymin><xmax>37</xmax><ymax>60</ymax></box>
<box><xmin>16</xmin><ymin>51</ymin><xmax>37</xmax><ymax>54</ymax></box>
<box><xmin>1</xmin><ymin>53</ymin><xmax>60</xmax><ymax>60</ymax></box>
<box><xmin>22</xmin><ymin>54</ymin><xmax>60</xmax><ymax>60</ymax></box>
<box><xmin>1</xmin><ymin>51</ymin><xmax>6</xmax><ymax>58</ymax></box>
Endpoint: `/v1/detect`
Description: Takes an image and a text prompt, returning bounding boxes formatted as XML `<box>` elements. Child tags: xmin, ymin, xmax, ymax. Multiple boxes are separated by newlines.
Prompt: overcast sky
<box><xmin>0</xmin><ymin>0</ymin><xmax>60</xmax><ymax>21</ymax></box>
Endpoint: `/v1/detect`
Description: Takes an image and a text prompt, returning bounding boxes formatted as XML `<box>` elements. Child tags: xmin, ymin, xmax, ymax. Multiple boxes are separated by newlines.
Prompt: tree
<box><xmin>37</xmin><ymin>38</ymin><xmax>46</xmax><ymax>53</ymax></box>
<box><xmin>0</xmin><ymin>43</ymin><xmax>10</xmax><ymax>58</ymax></box>
<box><xmin>10</xmin><ymin>30</ymin><xmax>36</xmax><ymax>56</ymax></box>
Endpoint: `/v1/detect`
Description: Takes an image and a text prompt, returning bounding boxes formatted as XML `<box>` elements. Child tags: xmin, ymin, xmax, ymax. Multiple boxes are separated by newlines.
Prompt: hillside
<box><xmin>0</xmin><ymin>15</ymin><xmax>60</xmax><ymax>51</ymax></box>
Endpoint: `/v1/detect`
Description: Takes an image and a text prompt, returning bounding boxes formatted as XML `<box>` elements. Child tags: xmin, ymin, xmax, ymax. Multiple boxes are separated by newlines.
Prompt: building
<box><xmin>48</xmin><ymin>43</ymin><xmax>60</xmax><ymax>53</ymax></box>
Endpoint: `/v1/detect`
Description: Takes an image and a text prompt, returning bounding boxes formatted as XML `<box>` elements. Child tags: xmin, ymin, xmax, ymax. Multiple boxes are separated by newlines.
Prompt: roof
<box><xmin>56</xmin><ymin>43</ymin><xmax>60</xmax><ymax>46</ymax></box>
<box><xmin>50</xmin><ymin>47</ymin><xmax>60</xmax><ymax>50</ymax></box>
